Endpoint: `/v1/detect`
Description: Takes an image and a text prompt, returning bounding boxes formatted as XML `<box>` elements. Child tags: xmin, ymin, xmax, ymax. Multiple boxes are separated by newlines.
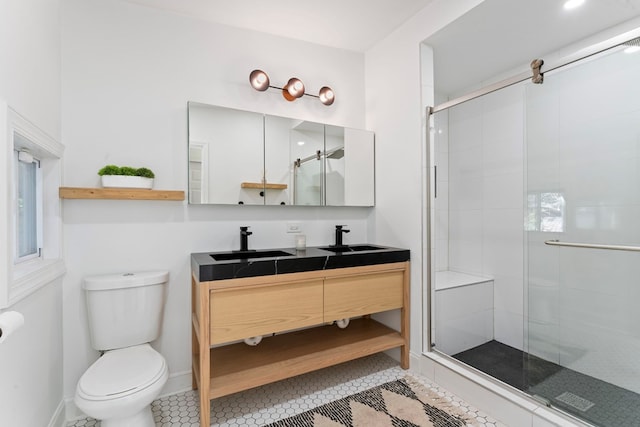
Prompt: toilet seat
<box><xmin>77</xmin><ymin>344</ymin><xmax>166</xmax><ymax>401</ymax></box>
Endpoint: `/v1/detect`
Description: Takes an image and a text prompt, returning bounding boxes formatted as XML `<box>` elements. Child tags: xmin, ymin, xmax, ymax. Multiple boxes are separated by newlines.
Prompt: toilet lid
<box><xmin>78</xmin><ymin>344</ymin><xmax>167</xmax><ymax>401</ymax></box>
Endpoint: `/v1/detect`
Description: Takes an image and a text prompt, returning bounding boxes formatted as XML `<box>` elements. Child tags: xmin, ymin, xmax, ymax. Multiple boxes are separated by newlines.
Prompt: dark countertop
<box><xmin>191</xmin><ymin>244</ymin><xmax>410</xmax><ymax>282</ymax></box>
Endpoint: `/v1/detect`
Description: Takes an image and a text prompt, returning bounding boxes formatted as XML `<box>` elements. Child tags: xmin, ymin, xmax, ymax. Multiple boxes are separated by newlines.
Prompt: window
<box><xmin>14</xmin><ymin>146</ymin><xmax>42</xmax><ymax>263</ymax></box>
<box><xmin>1</xmin><ymin>102</ymin><xmax>65</xmax><ymax>308</ymax></box>
<box><xmin>526</xmin><ymin>191</ymin><xmax>565</xmax><ymax>232</ymax></box>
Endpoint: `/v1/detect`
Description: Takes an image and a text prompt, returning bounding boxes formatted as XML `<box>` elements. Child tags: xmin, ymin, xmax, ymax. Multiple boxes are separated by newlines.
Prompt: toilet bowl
<box><xmin>75</xmin><ymin>344</ymin><xmax>168</xmax><ymax>427</ymax></box>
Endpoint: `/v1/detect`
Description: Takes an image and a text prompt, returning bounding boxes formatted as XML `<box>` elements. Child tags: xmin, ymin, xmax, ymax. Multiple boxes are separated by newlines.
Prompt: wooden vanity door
<box><xmin>323</xmin><ymin>270</ymin><xmax>404</xmax><ymax>322</ymax></box>
<box><xmin>209</xmin><ymin>278</ymin><xmax>324</xmax><ymax>345</ymax></box>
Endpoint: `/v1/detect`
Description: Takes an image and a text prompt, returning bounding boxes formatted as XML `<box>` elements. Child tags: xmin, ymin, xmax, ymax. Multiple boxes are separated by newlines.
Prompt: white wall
<box><xmin>365</xmin><ymin>0</ymin><xmax>485</xmax><ymax>356</ymax></box>
<box><xmin>61</xmin><ymin>0</ymin><xmax>373</xmax><ymax>410</ymax></box>
<box><xmin>0</xmin><ymin>0</ymin><xmax>65</xmax><ymax>426</ymax></box>
<box><xmin>0</xmin><ymin>281</ymin><xmax>64</xmax><ymax>426</ymax></box>
<box><xmin>0</xmin><ymin>0</ymin><xmax>61</xmax><ymax>140</ymax></box>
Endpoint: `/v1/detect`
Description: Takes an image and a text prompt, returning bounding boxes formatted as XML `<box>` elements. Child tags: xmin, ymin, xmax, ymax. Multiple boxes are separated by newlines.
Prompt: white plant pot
<box><xmin>101</xmin><ymin>175</ymin><xmax>154</xmax><ymax>189</ymax></box>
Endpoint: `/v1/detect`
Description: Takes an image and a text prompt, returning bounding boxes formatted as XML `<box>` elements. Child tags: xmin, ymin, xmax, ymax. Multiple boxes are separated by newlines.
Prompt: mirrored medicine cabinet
<box><xmin>187</xmin><ymin>102</ymin><xmax>375</xmax><ymax>206</ymax></box>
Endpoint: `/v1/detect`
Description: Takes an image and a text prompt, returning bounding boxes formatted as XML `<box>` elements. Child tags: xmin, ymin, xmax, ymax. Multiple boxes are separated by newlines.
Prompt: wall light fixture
<box><xmin>249</xmin><ymin>69</ymin><xmax>335</xmax><ymax>106</ymax></box>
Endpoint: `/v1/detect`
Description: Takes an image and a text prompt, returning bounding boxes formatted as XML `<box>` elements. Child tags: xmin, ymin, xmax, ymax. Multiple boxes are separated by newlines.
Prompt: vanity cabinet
<box><xmin>191</xmin><ymin>261</ymin><xmax>410</xmax><ymax>427</ymax></box>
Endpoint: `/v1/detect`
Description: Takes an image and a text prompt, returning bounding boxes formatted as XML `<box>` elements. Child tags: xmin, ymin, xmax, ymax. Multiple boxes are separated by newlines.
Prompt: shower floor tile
<box><xmin>453</xmin><ymin>340</ymin><xmax>564</xmax><ymax>390</ymax></box>
<box><xmin>453</xmin><ymin>340</ymin><xmax>640</xmax><ymax>427</ymax></box>
<box><xmin>66</xmin><ymin>353</ymin><xmax>504</xmax><ymax>427</ymax></box>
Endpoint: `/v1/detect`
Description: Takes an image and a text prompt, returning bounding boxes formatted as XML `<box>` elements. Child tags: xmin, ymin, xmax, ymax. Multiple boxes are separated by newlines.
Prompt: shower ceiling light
<box><xmin>563</xmin><ymin>0</ymin><xmax>585</xmax><ymax>10</ymax></box>
<box><xmin>249</xmin><ymin>69</ymin><xmax>335</xmax><ymax>106</ymax></box>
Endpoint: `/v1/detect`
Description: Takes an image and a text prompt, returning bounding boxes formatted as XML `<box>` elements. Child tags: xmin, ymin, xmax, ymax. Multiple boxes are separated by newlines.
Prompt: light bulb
<box><xmin>286</xmin><ymin>78</ymin><xmax>305</xmax><ymax>98</ymax></box>
<box><xmin>319</xmin><ymin>86</ymin><xmax>335</xmax><ymax>106</ymax></box>
<box><xmin>249</xmin><ymin>69</ymin><xmax>270</xmax><ymax>91</ymax></box>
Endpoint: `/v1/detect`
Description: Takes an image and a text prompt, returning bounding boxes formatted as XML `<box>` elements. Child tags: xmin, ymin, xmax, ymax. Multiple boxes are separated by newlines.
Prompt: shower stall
<box><xmin>426</xmin><ymin>32</ymin><xmax>640</xmax><ymax>426</ymax></box>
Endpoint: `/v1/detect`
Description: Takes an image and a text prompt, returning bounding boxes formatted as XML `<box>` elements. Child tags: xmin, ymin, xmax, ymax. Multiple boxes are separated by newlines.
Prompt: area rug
<box><xmin>265</xmin><ymin>376</ymin><xmax>477</xmax><ymax>427</ymax></box>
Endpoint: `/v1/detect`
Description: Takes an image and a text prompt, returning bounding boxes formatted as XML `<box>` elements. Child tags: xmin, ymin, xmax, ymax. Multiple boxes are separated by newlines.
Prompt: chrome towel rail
<box><xmin>544</xmin><ymin>240</ymin><xmax>640</xmax><ymax>252</ymax></box>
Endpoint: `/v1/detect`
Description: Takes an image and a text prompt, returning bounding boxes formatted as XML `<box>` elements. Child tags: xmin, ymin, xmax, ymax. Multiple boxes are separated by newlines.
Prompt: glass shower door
<box><xmin>525</xmin><ymin>42</ymin><xmax>640</xmax><ymax>426</ymax></box>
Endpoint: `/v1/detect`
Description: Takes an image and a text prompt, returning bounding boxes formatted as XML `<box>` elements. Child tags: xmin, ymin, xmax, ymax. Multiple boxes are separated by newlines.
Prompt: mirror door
<box><xmin>188</xmin><ymin>102</ymin><xmax>264</xmax><ymax>205</ymax></box>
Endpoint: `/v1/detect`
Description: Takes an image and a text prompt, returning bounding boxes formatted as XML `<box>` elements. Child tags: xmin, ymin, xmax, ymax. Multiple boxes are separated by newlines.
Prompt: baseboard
<box><xmin>47</xmin><ymin>400</ymin><xmax>66</xmax><ymax>427</ymax></box>
<box><xmin>159</xmin><ymin>370</ymin><xmax>193</xmax><ymax>398</ymax></box>
<box><xmin>64</xmin><ymin>370</ymin><xmax>194</xmax><ymax>423</ymax></box>
<box><xmin>409</xmin><ymin>351</ymin><xmax>422</xmax><ymax>375</ymax></box>
<box><xmin>64</xmin><ymin>397</ymin><xmax>84</xmax><ymax>423</ymax></box>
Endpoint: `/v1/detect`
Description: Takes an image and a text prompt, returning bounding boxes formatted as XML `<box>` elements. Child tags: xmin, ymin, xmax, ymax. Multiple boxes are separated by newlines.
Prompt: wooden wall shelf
<box><xmin>241</xmin><ymin>182</ymin><xmax>287</xmax><ymax>190</ymax></box>
<box><xmin>59</xmin><ymin>187</ymin><xmax>185</xmax><ymax>201</ymax></box>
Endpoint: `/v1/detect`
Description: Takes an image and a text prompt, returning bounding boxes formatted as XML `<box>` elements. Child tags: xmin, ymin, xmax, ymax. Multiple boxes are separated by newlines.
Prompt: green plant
<box><xmin>98</xmin><ymin>165</ymin><xmax>155</xmax><ymax>178</ymax></box>
<box><xmin>135</xmin><ymin>167</ymin><xmax>155</xmax><ymax>178</ymax></box>
<box><xmin>119</xmin><ymin>166</ymin><xmax>137</xmax><ymax>176</ymax></box>
<box><xmin>97</xmin><ymin>165</ymin><xmax>121</xmax><ymax>176</ymax></box>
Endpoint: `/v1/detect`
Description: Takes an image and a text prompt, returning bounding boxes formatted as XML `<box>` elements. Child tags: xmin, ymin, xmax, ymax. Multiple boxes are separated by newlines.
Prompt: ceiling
<box><xmin>121</xmin><ymin>0</ymin><xmax>640</xmax><ymax>94</ymax></box>
<box><xmin>122</xmin><ymin>0</ymin><xmax>436</xmax><ymax>52</ymax></box>
<box><xmin>425</xmin><ymin>0</ymin><xmax>640</xmax><ymax>95</ymax></box>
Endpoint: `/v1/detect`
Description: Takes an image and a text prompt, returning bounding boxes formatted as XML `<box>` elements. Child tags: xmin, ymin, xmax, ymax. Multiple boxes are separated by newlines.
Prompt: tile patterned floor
<box><xmin>66</xmin><ymin>353</ymin><xmax>504</xmax><ymax>427</ymax></box>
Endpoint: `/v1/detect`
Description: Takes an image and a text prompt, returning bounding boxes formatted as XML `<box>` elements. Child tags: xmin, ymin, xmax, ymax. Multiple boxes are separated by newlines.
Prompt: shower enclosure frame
<box><xmin>422</xmin><ymin>25</ymin><xmax>640</xmax><ymax>424</ymax></box>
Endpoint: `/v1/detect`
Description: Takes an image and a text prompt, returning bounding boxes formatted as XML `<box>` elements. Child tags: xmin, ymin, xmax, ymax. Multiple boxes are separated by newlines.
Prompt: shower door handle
<box><xmin>544</xmin><ymin>240</ymin><xmax>640</xmax><ymax>252</ymax></box>
<box><xmin>434</xmin><ymin>165</ymin><xmax>437</xmax><ymax>199</ymax></box>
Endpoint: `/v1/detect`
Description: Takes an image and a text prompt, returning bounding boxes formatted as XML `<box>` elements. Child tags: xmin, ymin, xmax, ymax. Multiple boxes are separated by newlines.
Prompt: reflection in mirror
<box><xmin>262</xmin><ymin>115</ymin><xmax>294</xmax><ymax>205</ymax></box>
<box><xmin>341</xmin><ymin>127</ymin><xmax>375</xmax><ymax>207</ymax></box>
<box><xmin>188</xmin><ymin>102</ymin><xmax>263</xmax><ymax>205</ymax></box>
<box><xmin>188</xmin><ymin>102</ymin><xmax>375</xmax><ymax>206</ymax></box>
<box><xmin>324</xmin><ymin>125</ymin><xmax>345</xmax><ymax>206</ymax></box>
<box><xmin>287</xmin><ymin>121</ymin><xmax>324</xmax><ymax>206</ymax></box>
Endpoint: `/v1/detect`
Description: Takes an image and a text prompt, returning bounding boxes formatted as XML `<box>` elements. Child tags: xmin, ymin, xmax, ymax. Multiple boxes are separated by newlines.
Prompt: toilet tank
<box><xmin>83</xmin><ymin>271</ymin><xmax>169</xmax><ymax>351</ymax></box>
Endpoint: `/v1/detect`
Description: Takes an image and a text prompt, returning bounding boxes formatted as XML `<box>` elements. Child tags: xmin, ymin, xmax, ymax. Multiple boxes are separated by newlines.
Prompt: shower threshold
<box><xmin>452</xmin><ymin>340</ymin><xmax>640</xmax><ymax>427</ymax></box>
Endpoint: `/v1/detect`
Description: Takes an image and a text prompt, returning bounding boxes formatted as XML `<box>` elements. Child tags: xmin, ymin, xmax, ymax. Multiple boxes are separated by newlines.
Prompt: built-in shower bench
<box><xmin>434</xmin><ymin>271</ymin><xmax>494</xmax><ymax>355</ymax></box>
<box><xmin>435</xmin><ymin>271</ymin><xmax>493</xmax><ymax>290</ymax></box>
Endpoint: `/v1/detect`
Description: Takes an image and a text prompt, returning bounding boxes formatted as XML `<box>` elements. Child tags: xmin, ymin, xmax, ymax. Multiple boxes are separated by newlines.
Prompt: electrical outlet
<box><xmin>286</xmin><ymin>222</ymin><xmax>302</xmax><ymax>233</ymax></box>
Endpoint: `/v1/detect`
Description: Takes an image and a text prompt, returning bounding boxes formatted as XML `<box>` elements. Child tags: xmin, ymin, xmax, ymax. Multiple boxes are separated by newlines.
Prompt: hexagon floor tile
<box><xmin>67</xmin><ymin>353</ymin><xmax>504</xmax><ymax>426</ymax></box>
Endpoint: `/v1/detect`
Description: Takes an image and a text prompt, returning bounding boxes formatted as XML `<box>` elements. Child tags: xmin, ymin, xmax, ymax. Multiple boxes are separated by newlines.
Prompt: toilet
<box><xmin>74</xmin><ymin>271</ymin><xmax>170</xmax><ymax>427</ymax></box>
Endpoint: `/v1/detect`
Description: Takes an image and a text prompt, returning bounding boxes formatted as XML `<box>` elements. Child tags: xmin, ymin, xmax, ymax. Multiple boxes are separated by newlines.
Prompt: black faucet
<box><xmin>238</xmin><ymin>226</ymin><xmax>254</xmax><ymax>252</ymax></box>
<box><xmin>332</xmin><ymin>225</ymin><xmax>350</xmax><ymax>247</ymax></box>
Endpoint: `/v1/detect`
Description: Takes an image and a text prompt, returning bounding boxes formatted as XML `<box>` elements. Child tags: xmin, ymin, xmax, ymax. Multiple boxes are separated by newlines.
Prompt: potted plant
<box><xmin>98</xmin><ymin>164</ymin><xmax>155</xmax><ymax>189</ymax></box>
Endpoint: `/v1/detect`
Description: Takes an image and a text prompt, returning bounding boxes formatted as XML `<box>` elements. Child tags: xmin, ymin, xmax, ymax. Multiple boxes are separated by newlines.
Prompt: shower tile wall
<box><xmin>526</xmin><ymin>47</ymin><xmax>640</xmax><ymax>394</ymax></box>
<box><xmin>444</xmin><ymin>85</ymin><xmax>525</xmax><ymax>351</ymax></box>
